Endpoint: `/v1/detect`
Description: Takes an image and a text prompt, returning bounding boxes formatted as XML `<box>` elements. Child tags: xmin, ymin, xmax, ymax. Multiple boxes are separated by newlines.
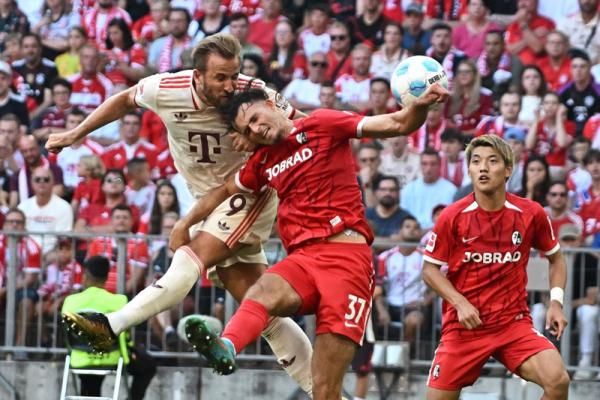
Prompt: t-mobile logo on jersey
<box><xmin>188</xmin><ymin>131</ymin><xmax>221</xmax><ymax>164</ymax></box>
<box><xmin>265</xmin><ymin>148</ymin><xmax>313</xmax><ymax>181</ymax></box>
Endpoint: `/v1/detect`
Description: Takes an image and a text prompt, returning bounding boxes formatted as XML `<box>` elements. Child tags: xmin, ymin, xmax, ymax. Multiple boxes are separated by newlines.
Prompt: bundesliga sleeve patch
<box><xmin>425</xmin><ymin>232</ymin><xmax>437</xmax><ymax>253</ymax></box>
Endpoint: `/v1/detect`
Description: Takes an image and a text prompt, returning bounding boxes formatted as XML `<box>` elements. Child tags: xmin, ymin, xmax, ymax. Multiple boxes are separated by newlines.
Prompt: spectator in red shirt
<box><xmin>71</xmin><ymin>154</ymin><xmax>105</xmax><ymax>215</ymax></box>
<box><xmin>539</xmin><ymin>30</ymin><xmax>572</xmax><ymax>92</ymax></box>
<box><xmin>0</xmin><ymin>209</ymin><xmax>41</xmax><ymax>349</ymax></box>
<box><xmin>505</xmin><ymin>0</ymin><xmax>555</xmax><ymax>65</ymax></box>
<box><xmin>75</xmin><ymin>169</ymin><xmax>140</xmax><ymax>235</ymax></box>
<box><xmin>298</xmin><ymin>3</ymin><xmax>331</xmax><ymax>58</ymax></box>
<box><xmin>267</xmin><ymin>19</ymin><xmax>305</xmax><ymax>91</ymax></box>
<box><xmin>82</xmin><ymin>0</ymin><xmax>132</xmax><ymax>49</ymax></box>
<box><xmin>9</xmin><ymin>135</ymin><xmax>64</xmax><ymax>207</ymax></box>
<box><xmin>132</xmin><ymin>0</ymin><xmax>169</xmax><ymax>46</ymax></box>
<box><xmin>229</xmin><ymin>12</ymin><xmax>263</xmax><ymax>59</ymax></box>
<box><xmin>247</xmin><ymin>0</ymin><xmax>285</xmax><ymax>56</ymax></box>
<box><xmin>31</xmin><ymin>78</ymin><xmax>73</xmax><ymax>144</ymax></box>
<box><xmin>526</xmin><ymin>92</ymin><xmax>576</xmax><ymax>178</ymax></box>
<box><xmin>324</xmin><ymin>20</ymin><xmax>353</xmax><ymax>83</ymax></box>
<box><xmin>102</xmin><ymin>111</ymin><xmax>157</xmax><ymax>171</ymax></box>
<box><xmin>445</xmin><ymin>59</ymin><xmax>494</xmax><ymax>136</ymax></box>
<box><xmin>410</xmin><ymin>103</ymin><xmax>449</xmax><ymax>152</ymax></box>
<box><xmin>424</xmin><ymin>0</ymin><xmax>467</xmax><ymax>24</ymax></box>
<box><xmin>102</xmin><ymin>18</ymin><xmax>147</xmax><ymax>90</ymax></box>
<box><xmin>475</xmin><ymin>92</ymin><xmax>527</xmax><ymax>138</ymax></box>
<box><xmin>87</xmin><ymin>204</ymin><xmax>148</xmax><ymax>295</ymax></box>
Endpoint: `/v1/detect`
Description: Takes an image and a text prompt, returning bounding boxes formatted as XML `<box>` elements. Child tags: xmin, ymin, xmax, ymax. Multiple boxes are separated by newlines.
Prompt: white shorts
<box><xmin>191</xmin><ymin>188</ymin><xmax>278</xmax><ymax>284</ymax></box>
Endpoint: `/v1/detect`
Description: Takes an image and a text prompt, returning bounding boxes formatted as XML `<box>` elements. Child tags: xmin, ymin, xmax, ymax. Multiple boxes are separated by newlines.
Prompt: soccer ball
<box><xmin>390</xmin><ymin>56</ymin><xmax>448</xmax><ymax>107</ymax></box>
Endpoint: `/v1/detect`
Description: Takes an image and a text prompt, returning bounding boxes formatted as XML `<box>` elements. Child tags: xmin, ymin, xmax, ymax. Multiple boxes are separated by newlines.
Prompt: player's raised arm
<box><xmin>422</xmin><ymin>261</ymin><xmax>482</xmax><ymax>330</ymax></box>
<box><xmin>45</xmin><ymin>86</ymin><xmax>138</xmax><ymax>153</ymax></box>
<box><xmin>360</xmin><ymin>83</ymin><xmax>448</xmax><ymax>139</ymax></box>
<box><xmin>169</xmin><ymin>176</ymin><xmax>242</xmax><ymax>250</ymax></box>
<box><xmin>545</xmin><ymin>249</ymin><xmax>568</xmax><ymax>339</ymax></box>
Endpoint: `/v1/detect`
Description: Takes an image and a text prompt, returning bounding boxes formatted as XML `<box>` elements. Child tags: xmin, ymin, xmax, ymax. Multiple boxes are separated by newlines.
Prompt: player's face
<box><xmin>468</xmin><ymin>146</ymin><xmax>511</xmax><ymax>195</ymax></box>
<box><xmin>234</xmin><ymin>100</ymin><xmax>289</xmax><ymax>145</ymax></box>
<box><xmin>195</xmin><ymin>54</ymin><xmax>240</xmax><ymax>108</ymax></box>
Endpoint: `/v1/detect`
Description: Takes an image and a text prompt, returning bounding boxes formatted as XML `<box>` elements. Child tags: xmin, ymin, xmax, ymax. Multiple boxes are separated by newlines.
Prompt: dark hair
<box><xmin>122</xmin><ymin>110</ymin><xmax>141</xmax><ymax>121</ymax></box>
<box><xmin>321</xmin><ymin>80</ymin><xmax>335</xmax><ymax>89</ymax></box>
<box><xmin>0</xmin><ymin>113</ymin><xmax>21</xmax><ymax>125</ymax></box>
<box><xmin>518</xmin><ymin>65</ymin><xmax>547</xmax><ymax>97</ymax></box>
<box><xmin>229</xmin><ymin>12</ymin><xmax>249</xmax><ymax>24</ymax></box>
<box><xmin>242</xmin><ymin>53</ymin><xmax>271</xmax><ymax>83</ymax></box>
<box><xmin>105</xmin><ymin>18</ymin><xmax>134</xmax><ymax>50</ymax></box>
<box><xmin>67</xmin><ymin>107</ymin><xmax>87</xmax><ymax>119</ymax></box>
<box><xmin>440</xmin><ymin>127</ymin><xmax>464</xmax><ymax>144</ymax></box>
<box><xmin>370</xmin><ymin>77</ymin><xmax>391</xmax><ymax>90</ymax></box>
<box><xmin>169</xmin><ymin>7</ymin><xmax>191</xmax><ymax>24</ymax></box>
<box><xmin>583</xmin><ymin>149</ymin><xmax>600</xmax><ymax>165</ymax></box>
<box><xmin>103</xmin><ymin>169</ymin><xmax>127</xmax><ymax>185</ymax></box>
<box><xmin>69</xmin><ymin>25</ymin><xmax>88</xmax><ymax>39</ymax></box>
<box><xmin>111</xmin><ymin>203</ymin><xmax>132</xmax><ymax>216</ymax></box>
<box><xmin>21</xmin><ymin>32</ymin><xmax>42</xmax><ymax>47</ymax></box>
<box><xmin>51</xmin><ymin>78</ymin><xmax>72</xmax><ymax>93</ymax></box>
<box><xmin>422</xmin><ymin>147</ymin><xmax>441</xmax><ymax>159</ymax></box>
<box><xmin>308</xmin><ymin>2</ymin><xmax>331</xmax><ymax>14</ymax></box>
<box><xmin>430</xmin><ymin>22</ymin><xmax>452</xmax><ymax>34</ymax></box>
<box><xmin>383</xmin><ymin>21</ymin><xmax>404</xmax><ymax>36</ymax></box>
<box><xmin>569</xmin><ymin>48</ymin><xmax>591</xmax><ymax>63</ymax></box>
<box><xmin>548</xmin><ymin>180</ymin><xmax>568</xmax><ymax>191</ymax></box>
<box><xmin>223</xmin><ymin>89</ymin><xmax>269</xmax><ymax>128</ymax></box>
<box><xmin>520</xmin><ymin>155</ymin><xmax>551</xmax><ymax>205</ymax></box>
<box><xmin>358</xmin><ymin>142</ymin><xmax>381</xmax><ymax>153</ymax></box>
<box><xmin>372</xmin><ymin>175</ymin><xmax>398</xmax><ymax>191</ymax></box>
<box><xmin>572</xmin><ymin>136</ymin><xmax>591</xmax><ymax>146</ymax></box>
<box><xmin>84</xmin><ymin>255</ymin><xmax>110</xmax><ymax>280</ymax></box>
<box><xmin>268</xmin><ymin>19</ymin><xmax>298</xmax><ymax>73</ymax></box>
<box><xmin>5</xmin><ymin>207</ymin><xmax>25</xmax><ymax>222</ymax></box>
<box><xmin>486</xmin><ymin>29</ymin><xmax>504</xmax><ymax>40</ymax></box>
<box><xmin>149</xmin><ymin>181</ymin><xmax>180</xmax><ymax>234</ymax></box>
<box><xmin>127</xmin><ymin>157</ymin><xmax>148</xmax><ymax>170</ymax></box>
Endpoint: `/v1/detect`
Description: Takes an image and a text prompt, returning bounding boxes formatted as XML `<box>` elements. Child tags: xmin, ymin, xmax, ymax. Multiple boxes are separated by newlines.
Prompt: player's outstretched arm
<box><xmin>545</xmin><ymin>249</ymin><xmax>568</xmax><ymax>339</ymax></box>
<box><xmin>169</xmin><ymin>177</ymin><xmax>241</xmax><ymax>251</ymax></box>
<box><xmin>360</xmin><ymin>83</ymin><xmax>449</xmax><ymax>139</ymax></box>
<box><xmin>422</xmin><ymin>260</ymin><xmax>482</xmax><ymax>330</ymax></box>
<box><xmin>45</xmin><ymin>86</ymin><xmax>138</xmax><ymax>153</ymax></box>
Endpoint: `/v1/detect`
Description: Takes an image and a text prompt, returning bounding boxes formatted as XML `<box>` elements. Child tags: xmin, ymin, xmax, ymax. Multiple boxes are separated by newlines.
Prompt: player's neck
<box><xmin>473</xmin><ymin>189</ymin><xmax>506</xmax><ymax>212</ymax></box>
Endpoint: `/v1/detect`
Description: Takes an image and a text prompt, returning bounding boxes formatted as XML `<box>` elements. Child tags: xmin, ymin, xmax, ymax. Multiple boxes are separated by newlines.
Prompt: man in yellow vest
<box><xmin>62</xmin><ymin>256</ymin><xmax>156</xmax><ymax>399</ymax></box>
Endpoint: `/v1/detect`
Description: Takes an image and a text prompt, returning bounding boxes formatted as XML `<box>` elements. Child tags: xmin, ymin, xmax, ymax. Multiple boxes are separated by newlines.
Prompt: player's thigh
<box><xmin>312</xmin><ymin>333</ymin><xmax>357</xmax><ymax>388</ymax></box>
<box><xmin>426</xmin><ymin>387</ymin><xmax>461</xmax><ymax>400</ymax></box>
<box><xmin>516</xmin><ymin>348</ymin><xmax>569</xmax><ymax>389</ymax></box>
<box><xmin>216</xmin><ymin>262</ymin><xmax>266</xmax><ymax>303</ymax></box>
<box><xmin>186</xmin><ymin>230</ymin><xmax>240</xmax><ymax>268</ymax></box>
<box><xmin>245</xmin><ymin>271</ymin><xmax>303</xmax><ymax>316</ymax></box>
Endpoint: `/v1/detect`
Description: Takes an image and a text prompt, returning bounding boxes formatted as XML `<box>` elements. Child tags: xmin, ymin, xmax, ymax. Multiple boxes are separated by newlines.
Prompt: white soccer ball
<box><xmin>390</xmin><ymin>56</ymin><xmax>448</xmax><ymax>108</ymax></box>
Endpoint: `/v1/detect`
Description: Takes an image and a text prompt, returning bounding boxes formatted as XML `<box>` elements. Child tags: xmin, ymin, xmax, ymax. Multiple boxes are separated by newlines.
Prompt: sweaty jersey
<box><xmin>235</xmin><ymin>109</ymin><xmax>374</xmax><ymax>252</ymax></box>
<box><xmin>134</xmin><ymin>70</ymin><xmax>294</xmax><ymax>198</ymax></box>
<box><xmin>423</xmin><ymin>193</ymin><xmax>559</xmax><ymax>334</ymax></box>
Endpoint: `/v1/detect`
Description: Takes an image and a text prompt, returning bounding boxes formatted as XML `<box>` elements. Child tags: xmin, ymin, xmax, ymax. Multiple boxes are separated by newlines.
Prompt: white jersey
<box><xmin>134</xmin><ymin>70</ymin><xmax>295</xmax><ymax>198</ymax></box>
<box><xmin>377</xmin><ymin>247</ymin><xmax>427</xmax><ymax>308</ymax></box>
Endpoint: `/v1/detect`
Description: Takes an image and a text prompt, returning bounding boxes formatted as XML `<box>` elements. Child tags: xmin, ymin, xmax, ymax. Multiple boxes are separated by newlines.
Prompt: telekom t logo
<box><xmin>188</xmin><ymin>131</ymin><xmax>221</xmax><ymax>164</ymax></box>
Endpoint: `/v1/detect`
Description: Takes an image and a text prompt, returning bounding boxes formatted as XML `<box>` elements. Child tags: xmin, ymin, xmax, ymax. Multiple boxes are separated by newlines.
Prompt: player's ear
<box><xmin>193</xmin><ymin>69</ymin><xmax>204</xmax><ymax>87</ymax></box>
<box><xmin>264</xmin><ymin>99</ymin><xmax>276</xmax><ymax>109</ymax></box>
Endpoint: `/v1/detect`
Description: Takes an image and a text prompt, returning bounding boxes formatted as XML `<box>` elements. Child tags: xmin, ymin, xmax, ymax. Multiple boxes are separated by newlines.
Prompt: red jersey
<box><xmin>425</xmin><ymin>0</ymin><xmax>467</xmax><ymax>20</ymax></box>
<box><xmin>505</xmin><ymin>14</ymin><xmax>555</xmax><ymax>65</ymax></box>
<box><xmin>140</xmin><ymin>110</ymin><xmax>167</xmax><ymax>151</ymax></box>
<box><xmin>37</xmin><ymin>105</ymin><xmax>72</xmax><ymax>129</ymax></box>
<box><xmin>410</xmin><ymin>120</ymin><xmax>449</xmax><ymax>152</ymax></box>
<box><xmin>77</xmin><ymin>201</ymin><xmax>141</xmax><ymax>232</ymax></box>
<box><xmin>474</xmin><ymin>116</ymin><xmax>527</xmax><ymax>138</ymax></box>
<box><xmin>539</xmin><ymin>56</ymin><xmax>571</xmax><ymax>92</ymax></box>
<box><xmin>575</xmin><ymin>188</ymin><xmax>600</xmax><ymax>236</ymax></box>
<box><xmin>446</xmin><ymin>88</ymin><xmax>494</xmax><ymax>132</ymax></box>
<box><xmin>383</xmin><ymin>0</ymin><xmax>404</xmax><ymax>23</ymax></box>
<box><xmin>83</xmin><ymin>6</ymin><xmax>132</xmax><ymax>49</ymax></box>
<box><xmin>103</xmin><ymin>44</ymin><xmax>147</xmax><ymax>86</ymax></box>
<box><xmin>544</xmin><ymin>207</ymin><xmax>584</xmax><ymax>239</ymax></box>
<box><xmin>73</xmin><ymin>178</ymin><xmax>104</xmax><ymax>210</ymax></box>
<box><xmin>69</xmin><ymin>73</ymin><xmax>114</xmax><ymax>113</ymax></box>
<box><xmin>247</xmin><ymin>14</ymin><xmax>286</xmax><ymax>56</ymax></box>
<box><xmin>423</xmin><ymin>193</ymin><xmax>559</xmax><ymax>334</ymax></box>
<box><xmin>583</xmin><ymin>114</ymin><xmax>600</xmax><ymax>148</ymax></box>
<box><xmin>87</xmin><ymin>237</ymin><xmax>149</xmax><ymax>293</ymax></box>
<box><xmin>152</xmin><ymin>148</ymin><xmax>176</xmax><ymax>180</ymax></box>
<box><xmin>530</xmin><ymin>120</ymin><xmax>576</xmax><ymax>167</ymax></box>
<box><xmin>37</xmin><ymin>261</ymin><xmax>83</xmax><ymax>299</ymax></box>
<box><xmin>235</xmin><ymin>109</ymin><xmax>374</xmax><ymax>252</ymax></box>
<box><xmin>0</xmin><ymin>235</ymin><xmax>41</xmax><ymax>288</ymax></box>
<box><xmin>102</xmin><ymin>140</ymin><xmax>157</xmax><ymax>170</ymax></box>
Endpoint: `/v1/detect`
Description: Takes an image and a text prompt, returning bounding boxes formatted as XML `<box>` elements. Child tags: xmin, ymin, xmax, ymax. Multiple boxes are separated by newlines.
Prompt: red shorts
<box><xmin>267</xmin><ymin>242</ymin><xmax>374</xmax><ymax>345</ymax></box>
<box><xmin>427</xmin><ymin>319</ymin><xmax>557</xmax><ymax>390</ymax></box>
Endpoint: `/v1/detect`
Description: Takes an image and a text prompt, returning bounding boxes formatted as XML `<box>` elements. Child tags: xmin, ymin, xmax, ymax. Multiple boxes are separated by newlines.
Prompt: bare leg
<box><xmin>426</xmin><ymin>388</ymin><xmax>461</xmax><ymax>400</ymax></box>
<box><xmin>404</xmin><ymin>310</ymin><xmax>424</xmax><ymax>344</ymax></box>
<box><xmin>517</xmin><ymin>349</ymin><xmax>570</xmax><ymax>400</ymax></box>
<box><xmin>312</xmin><ymin>333</ymin><xmax>357</xmax><ymax>400</ymax></box>
<box><xmin>353</xmin><ymin>374</ymin><xmax>369</xmax><ymax>399</ymax></box>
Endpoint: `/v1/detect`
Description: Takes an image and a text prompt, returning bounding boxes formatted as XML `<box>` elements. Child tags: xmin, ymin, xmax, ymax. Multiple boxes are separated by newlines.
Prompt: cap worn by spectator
<box><xmin>0</xmin><ymin>60</ymin><xmax>12</xmax><ymax>76</ymax></box>
<box><xmin>84</xmin><ymin>255</ymin><xmax>110</xmax><ymax>280</ymax></box>
<box><xmin>406</xmin><ymin>3</ymin><xmax>424</xmax><ymax>15</ymax></box>
<box><xmin>504</xmin><ymin>127</ymin><xmax>526</xmax><ymax>142</ymax></box>
<box><xmin>559</xmin><ymin>224</ymin><xmax>581</xmax><ymax>241</ymax></box>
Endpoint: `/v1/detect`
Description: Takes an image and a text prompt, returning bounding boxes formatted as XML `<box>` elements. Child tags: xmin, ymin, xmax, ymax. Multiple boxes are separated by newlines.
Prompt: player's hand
<box><xmin>414</xmin><ymin>83</ymin><xmax>449</xmax><ymax>108</ymax></box>
<box><xmin>45</xmin><ymin>131</ymin><xmax>76</xmax><ymax>154</ymax></box>
<box><xmin>546</xmin><ymin>302</ymin><xmax>568</xmax><ymax>340</ymax></box>
<box><xmin>455</xmin><ymin>299</ymin><xmax>482</xmax><ymax>330</ymax></box>
<box><xmin>229</xmin><ymin>131</ymin><xmax>256</xmax><ymax>152</ymax></box>
<box><xmin>169</xmin><ymin>220</ymin><xmax>191</xmax><ymax>251</ymax></box>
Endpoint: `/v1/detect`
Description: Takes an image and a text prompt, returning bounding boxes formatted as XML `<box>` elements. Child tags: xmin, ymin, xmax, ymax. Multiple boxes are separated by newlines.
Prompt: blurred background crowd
<box><xmin>0</xmin><ymin>0</ymin><xmax>600</xmax><ymax>382</ymax></box>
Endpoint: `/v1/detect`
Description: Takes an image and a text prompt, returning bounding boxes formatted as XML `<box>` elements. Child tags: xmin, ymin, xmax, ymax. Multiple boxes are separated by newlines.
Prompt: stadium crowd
<box><xmin>0</xmin><ymin>0</ymin><xmax>600</xmax><ymax>387</ymax></box>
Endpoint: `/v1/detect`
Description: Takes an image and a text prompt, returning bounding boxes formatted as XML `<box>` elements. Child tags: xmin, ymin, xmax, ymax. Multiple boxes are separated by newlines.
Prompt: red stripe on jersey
<box><xmin>190</xmin><ymin>87</ymin><xmax>199</xmax><ymax>110</ymax></box>
<box><xmin>160</xmin><ymin>76</ymin><xmax>190</xmax><ymax>83</ymax></box>
<box><xmin>159</xmin><ymin>84</ymin><xmax>190</xmax><ymax>88</ymax></box>
<box><xmin>225</xmin><ymin>190</ymin><xmax>270</xmax><ymax>248</ymax></box>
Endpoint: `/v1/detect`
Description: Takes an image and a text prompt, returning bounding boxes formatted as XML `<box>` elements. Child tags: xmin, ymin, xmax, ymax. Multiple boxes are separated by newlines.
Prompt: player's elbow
<box><xmin>421</xmin><ymin>264</ymin><xmax>435</xmax><ymax>287</ymax></box>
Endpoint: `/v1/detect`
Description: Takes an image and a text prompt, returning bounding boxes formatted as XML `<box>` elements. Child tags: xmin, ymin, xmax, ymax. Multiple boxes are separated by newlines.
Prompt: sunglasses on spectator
<box><xmin>310</xmin><ymin>61</ymin><xmax>328</xmax><ymax>68</ymax></box>
<box><xmin>33</xmin><ymin>176</ymin><xmax>51</xmax><ymax>183</ymax></box>
<box><xmin>330</xmin><ymin>35</ymin><xmax>347</xmax><ymax>41</ymax></box>
<box><xmin>548</xmin><ymin>192</ymin><xmax>567</xmax><ymax>197</ymax></box>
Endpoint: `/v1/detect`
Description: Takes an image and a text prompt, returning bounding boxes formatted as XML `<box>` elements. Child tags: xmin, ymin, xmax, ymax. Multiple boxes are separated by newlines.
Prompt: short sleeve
<box><xmin>533</xmin><ymin>204</ymin><xmax>560</xmax><ymax>255</ymax></box>
<box><xmin>422</xmin><ymin>209</ymin><xmax>453</xmax><ymax>266</ymax></box>
<box><xmin>24</xmin><ymin>239</ymin><xmax>41</xmax><ymax>273</ymax></box>
<box><xmin>131</xmin><ymin>241</ymin><xmax>149</xmax><ymax>268</ymax></box>
<box><xmin>309</xmin><ymin>109</ymin><xmax>366</xmax><ymax>140</ymax></box>
<box><xmin>235</xmin><ymin>151</ymin><xmax>268</xmax><ymax>194</ymax></box>
<box><xmin>264</xmin><ymin>85</ymin><xmax>295</xmax><ymax>119</ymax></box>
<box><xmin>134</xmin><ymin>73</ymin><xmax>162</xmax><ymax>112</ymax></box>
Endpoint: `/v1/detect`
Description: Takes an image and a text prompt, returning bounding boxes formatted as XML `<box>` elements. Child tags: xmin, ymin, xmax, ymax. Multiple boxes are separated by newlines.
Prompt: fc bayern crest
<box><xmin>512</xmin><ymin>231</ymin><xmax>522</xmax><ymax>245</ymax></box>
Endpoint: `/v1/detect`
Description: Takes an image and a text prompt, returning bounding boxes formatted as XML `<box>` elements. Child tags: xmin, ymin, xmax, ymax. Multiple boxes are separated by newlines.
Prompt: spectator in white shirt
<box><xmin>335</xmin><ymin>43</ymin><xmax>373</xmax><ymax>110</ymax></box>
<box><xmin>282</xmin><ymin>51</ymin><xmax>327</xmax><ymax>112</ymax></box>
<box><xmin>401</xmin><ymin>148</ymin><xmax>457</xmax><ymax>229</ymax></box>
<box><xmin>125</xmin><ymin>158</ymin><xmax>156</xmax><ymax>216</ymax></box>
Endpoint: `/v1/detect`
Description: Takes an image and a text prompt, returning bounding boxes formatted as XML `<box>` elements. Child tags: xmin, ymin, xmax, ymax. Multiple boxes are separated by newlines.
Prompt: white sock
<box><xmin>262</xmin><ymin>317</ymin><xmax>313</xmax><ymax>397</ymax></box>
<box><xmin>107</xmin><ymin>246</ymin><xmax>202</xmax><ymax>334</ymax></box>
<box><xmin>353</xmin><ymin>397</ymin><xmax>366</xmax><ymax>400</ymax></box>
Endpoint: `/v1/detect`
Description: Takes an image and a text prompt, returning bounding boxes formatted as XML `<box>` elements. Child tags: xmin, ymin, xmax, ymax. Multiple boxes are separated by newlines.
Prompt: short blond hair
<box><xmin>79</xmin><ymin>155</ymin><xmax>105</xmax><ymax>179</ymax></box>
<box><xmin>191</xmin><ymin>33</ymin><xmax>241</xmax><ymax>72</ymax></box>
<box><xmin>465</xmin><ymin>134</ymin><xmax>514</xmax><ymax>169</ymax></box>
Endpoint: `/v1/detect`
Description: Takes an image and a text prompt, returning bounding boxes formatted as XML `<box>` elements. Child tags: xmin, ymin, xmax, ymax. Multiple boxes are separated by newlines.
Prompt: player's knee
<box><xmin>544</xmin><ymin>370</ymin><xmax>570</xmax><ymax>395</ymax></box>
<box><xmin>312</xmin><ymin>372</ymin><xmax>341</xmax><ymax>399</ymax></box>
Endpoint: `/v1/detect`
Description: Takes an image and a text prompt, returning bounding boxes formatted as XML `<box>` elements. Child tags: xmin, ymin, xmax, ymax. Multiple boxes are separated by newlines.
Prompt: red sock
<box><xmin>222</xmin><ymin>299</ymin><xmax>269</xmax><ymax>353</ymax></box>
